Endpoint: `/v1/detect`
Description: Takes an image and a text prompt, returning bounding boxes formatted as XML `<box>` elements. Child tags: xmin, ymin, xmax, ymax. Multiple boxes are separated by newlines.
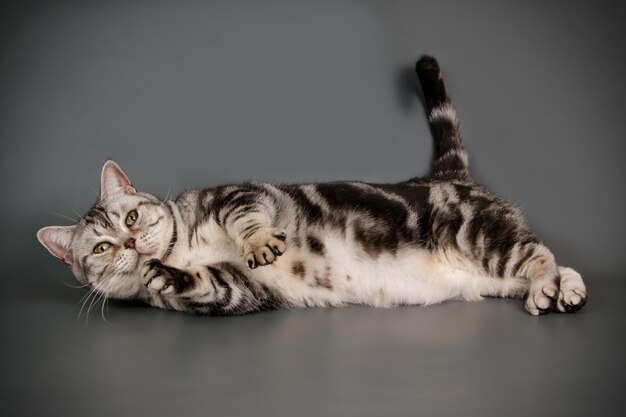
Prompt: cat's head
<box><xmin>37</xmin><ymin>161</ymin><xmax>175</xmax><ymax>299</ymax></box>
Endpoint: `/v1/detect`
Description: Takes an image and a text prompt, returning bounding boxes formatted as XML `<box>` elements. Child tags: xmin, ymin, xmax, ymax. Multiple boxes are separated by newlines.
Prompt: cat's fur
<box><xmin>37</xmin><ymin>56</ymin><xmax>587</xmax><ymax>316</ymax></box>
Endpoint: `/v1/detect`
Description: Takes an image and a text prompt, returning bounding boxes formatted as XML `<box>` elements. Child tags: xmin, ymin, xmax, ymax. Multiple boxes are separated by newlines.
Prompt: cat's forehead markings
<box><xmin>83</xmin><ymin>205</ymin><xmax>113</xmax><ymax>229</ymax></box>
<box><xmin>136</xmin><ymin>200</ymin><xmax>161</xmax><ymax>208</ymax></box>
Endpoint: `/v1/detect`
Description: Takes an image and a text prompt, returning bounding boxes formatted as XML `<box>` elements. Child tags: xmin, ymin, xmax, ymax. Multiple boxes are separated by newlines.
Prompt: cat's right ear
<box><xmin>100</xmin><ymin>160</ymin><xmax>136</xmax><ymax>200</ymax></box>
<box><xmin>37</xmin><ymin>226</ymin><xmax>76</xmax><ymax>265</ymax></box>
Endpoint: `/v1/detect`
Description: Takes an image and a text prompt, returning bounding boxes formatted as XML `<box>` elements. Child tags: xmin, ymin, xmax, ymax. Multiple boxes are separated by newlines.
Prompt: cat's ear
<box><xmin>100</xmin><ymin>160</ymin><xmax>136</xmax><ymax>200</ymax></box>
<box><xmin>37</xmin><ymin>226</ymin><xmax>76</xmax><ymax>265</ymax></box>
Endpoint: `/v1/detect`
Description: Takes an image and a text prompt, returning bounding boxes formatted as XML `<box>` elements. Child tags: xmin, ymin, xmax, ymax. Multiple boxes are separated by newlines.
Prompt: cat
<box><xmin>37</xmin><ymin>56</ymin><xmax>587</xmax><ymax>316</ymax></box>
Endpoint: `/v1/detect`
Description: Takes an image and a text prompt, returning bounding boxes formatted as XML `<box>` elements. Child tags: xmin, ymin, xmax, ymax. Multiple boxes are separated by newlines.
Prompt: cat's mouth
<box><xmin>129</xmin><ymin>239</ymin><xmax>157</xmax><ymax>257</ymax></box>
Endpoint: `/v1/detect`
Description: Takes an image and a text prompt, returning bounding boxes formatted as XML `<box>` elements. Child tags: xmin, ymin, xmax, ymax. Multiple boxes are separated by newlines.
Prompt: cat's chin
<box><xmin>104</xmin><ymin>277</ymin><xmax>145</xmax><ymax>300</ymax></box>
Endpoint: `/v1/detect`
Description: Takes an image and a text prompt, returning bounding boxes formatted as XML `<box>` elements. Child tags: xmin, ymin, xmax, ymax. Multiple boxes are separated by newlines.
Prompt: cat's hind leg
<box><xmin>477</xmin><ymin>244</ymin><xmax>587</xmax><ymax>315</ymax></box>
<box><xmin>514</xmin><ymin>245</ymin><xmax>587</xmax><ymax>315</ymax></box>
<box><xmin>512</xmin><ymin>244</ymin><xmax>561</xmax><ymax>315</ymax></box>
<box><xmin>556</xmin><ymin>266</ymin><xmax>587</xmax><ymax>313</ymax></box>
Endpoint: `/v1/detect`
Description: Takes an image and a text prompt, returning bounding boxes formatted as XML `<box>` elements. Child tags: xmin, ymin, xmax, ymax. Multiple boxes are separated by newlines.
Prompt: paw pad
<box><xmin>243</xmin><ymin>228</ymin><xmax>287</xmax><ymax>268</ymax></box>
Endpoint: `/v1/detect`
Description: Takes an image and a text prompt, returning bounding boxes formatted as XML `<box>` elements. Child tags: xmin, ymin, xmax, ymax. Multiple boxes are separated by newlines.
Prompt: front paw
<box><xmin>142</xmin><ymin>259</ymin><xmax>193</xmax><ymax>295</ymax></box>
<box><xmin>243</xmin><ymin>228</ymin><xmax>287</xmax><ymax>269</ymax></box>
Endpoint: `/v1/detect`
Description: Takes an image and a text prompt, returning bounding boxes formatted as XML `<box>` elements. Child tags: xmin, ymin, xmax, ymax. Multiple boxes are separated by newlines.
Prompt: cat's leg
<box><xmin>142</xmin><ymin>258</ymin><xmax>196</xmax><ymax>296</ymax></box>
<box><xmin>472</xmin><ymin>239</ymin><xmax>586</xmax><ymax>315</ymax></box>
<box><xmin>520</xmin><ymin>245</ymin><xmax>561</xmax><ymax>315</ymax></box>
<box><xmin>556</xmin><ymin>266</ymin><xmax>587</xmax><ymax>313</ymax></box>
<box><xmin>215</xmin><ymin>188</ymin><xmax>287</xmax><ymax>268</ymax></box>
<box><xmin>502</xmin><ymin>244</ymin><xmax>587</xmax><ymax>315</ymax></box>
<box><xmin>142</xmin><ymin>259</ymin><xmax>285</xmax><ymax>314</ymax></box>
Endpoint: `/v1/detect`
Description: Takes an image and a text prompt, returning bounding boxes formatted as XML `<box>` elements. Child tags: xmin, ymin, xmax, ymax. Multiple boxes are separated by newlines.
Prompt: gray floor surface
<box><xmin>2</xmin><ymin>278</ymin><xmax>624</xmax><ymax>417</ymax></box>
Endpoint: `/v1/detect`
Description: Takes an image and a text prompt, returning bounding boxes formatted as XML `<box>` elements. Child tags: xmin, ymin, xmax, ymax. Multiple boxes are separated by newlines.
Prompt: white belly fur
<box><xmin>246</xmin><ymin>235</ymin><xmax>528</xmax><ymax>309</ymax></box>
<box><xmin>170</xmin><ymin>222</ymin><xmax>528</xmax><ymax>309</ymax></box>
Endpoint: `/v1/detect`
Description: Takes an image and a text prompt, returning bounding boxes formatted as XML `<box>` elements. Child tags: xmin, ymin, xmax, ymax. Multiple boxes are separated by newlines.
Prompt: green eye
<box><xmin>125</xmin><ymin>210</ymin><xmax>138</xmax><ymax>227</ymax></box>
<box><xmin>93</xmin><ymin>242</ymin><xmax>111</xmax><ymax>254</ymax></box>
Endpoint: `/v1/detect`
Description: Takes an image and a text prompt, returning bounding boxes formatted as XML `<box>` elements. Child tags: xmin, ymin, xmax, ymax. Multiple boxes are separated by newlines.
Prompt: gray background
<box><xmin>1</xmin><ymin>1</ymin><xmax>625</xmax><ymax>416</ymax></box>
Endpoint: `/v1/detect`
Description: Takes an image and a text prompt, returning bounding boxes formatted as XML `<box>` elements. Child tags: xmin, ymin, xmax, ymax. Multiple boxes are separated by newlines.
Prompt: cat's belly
<box><xmin>178</xmin><ymin>226</ymin><xmax>527</xmax><ymax>309</ymax></box>
<box><xmin>256</xmin><ymin>235</ymin><xmax>528</xmax><ymax>308</ymax></box>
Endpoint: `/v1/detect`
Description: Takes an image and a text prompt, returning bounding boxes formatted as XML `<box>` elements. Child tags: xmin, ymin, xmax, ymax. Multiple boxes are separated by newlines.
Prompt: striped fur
<box><xmin>37</xmin><ymin>56</ymin><xmax>587</xmax><ymax>317</ymax></box>
<box><xmin>416</xmin><ymin>55</ymin><xmax>470</xmax><ymax>181</ymax></box>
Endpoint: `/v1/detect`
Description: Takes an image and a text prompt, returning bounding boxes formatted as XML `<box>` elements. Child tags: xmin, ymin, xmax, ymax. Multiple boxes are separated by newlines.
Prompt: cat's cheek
<box><xmin>132</xmin><ymin>239</ymin><xmax>152</xmax><ymax>257</ymax></box>
<box><xmin>137</xmin><ymin>230</ymin><xmax>165</xmax><ymax>256</ymax></box>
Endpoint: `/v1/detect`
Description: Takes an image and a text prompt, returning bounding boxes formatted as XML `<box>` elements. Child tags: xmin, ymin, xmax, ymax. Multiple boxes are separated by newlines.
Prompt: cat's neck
<box><xmin>160</xmin><ymin>200</ymin><xmax>183</xmax><ymax>264</ymax></box>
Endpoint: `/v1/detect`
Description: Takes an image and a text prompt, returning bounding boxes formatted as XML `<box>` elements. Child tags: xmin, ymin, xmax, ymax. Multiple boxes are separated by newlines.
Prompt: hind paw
<box><xmin>525</xmin><ymin>277</ymin><xmax>559</xmax><ymax>316</ymax></box>
<box><xmin>556</xmin><ymin>267</ymin><xmax>587</xmax><ymax>313</ymax></box>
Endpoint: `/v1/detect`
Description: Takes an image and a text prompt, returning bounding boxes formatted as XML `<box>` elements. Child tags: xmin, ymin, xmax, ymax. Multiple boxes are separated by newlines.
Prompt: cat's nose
<box><xmin>124</xmin><ymin>238</ymin><xmax>136</xmax><ymax>249</ymax></box>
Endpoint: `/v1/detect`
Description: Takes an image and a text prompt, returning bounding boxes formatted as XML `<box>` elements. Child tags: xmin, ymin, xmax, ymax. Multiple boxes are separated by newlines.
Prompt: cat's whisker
<box><xmin>85</xmin><ymin>272</ymin><xmax>120</xmax><ymax>325</ymax></box>
<box><xmin>159</xmin><ymin>185</ymin><xmax>172</xmax><ymax>209</ymax></box>
<box><xmin>50</xmin><ymin>212</ymin><xmax>78</xmax><ymax>224</ymax></box>
<box><xmin>87</xmin><ymin>281</ymin><xmax>107</xmax><ymax>324</ymax></box>
<box><xmin>62</xmin><ymin>280</ymin><xmax>90</xmax><ymax>289</ymax></box>
<box><xmin>101</xmin><ymin>294</ymin><xmax>111</xmax><ymax>324</ymax></box>
<box><xmin>144</xmin><ymin>224</ymin><xmax>168</xmax><ymax>241</ymax></box>
<box><xmin>80</xmin><ymin>271</ymin><xmax>116</xmax><ymax>323</ymax></box>
<box><xmin>72</xmin><ymin>209</ymin><xmax>87</xmax><ymax>224</ymax></box>
<box><xmin>77</xmin><ymin>287</ymin><xmax>98</xmax><ymax>322</ymax></box>
<box><xmin>73</xmin><ymin>280</ymin><xmax>100</xmax><ymax>314</ymax></box>
<box><xmin>97</xmin><ymin>275</ymin><xmax>118</xmax><ymax>324</ymax></box>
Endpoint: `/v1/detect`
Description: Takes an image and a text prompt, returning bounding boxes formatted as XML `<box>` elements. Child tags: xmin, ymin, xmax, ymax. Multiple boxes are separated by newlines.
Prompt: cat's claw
<box><xmin>243</xmin><ymin>228</ymin><xmax>287</xmax><ymax>269</ymax></box>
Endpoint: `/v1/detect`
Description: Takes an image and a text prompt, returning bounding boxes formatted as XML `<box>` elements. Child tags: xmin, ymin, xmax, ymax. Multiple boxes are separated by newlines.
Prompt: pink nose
<box><xmin>124</xmin><ymin>238</ymin><xmax>136</xmax><ymax>249</ymax></box>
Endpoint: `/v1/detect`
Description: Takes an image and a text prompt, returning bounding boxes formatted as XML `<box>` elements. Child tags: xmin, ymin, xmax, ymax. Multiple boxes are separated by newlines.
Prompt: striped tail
<box><xmin>415</xmin><ymin>55</ymin><xmax>471</xmax><ymax>181</ymax></box>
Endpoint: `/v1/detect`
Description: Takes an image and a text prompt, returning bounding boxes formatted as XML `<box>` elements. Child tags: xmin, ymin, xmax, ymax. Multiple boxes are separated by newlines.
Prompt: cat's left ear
<box><xmin>37</xmin><ymin>225</ymin><xmax>76</xmax><ymax>265</ymax></box>
<box><xmin>100</xmin><ymin>160</ymin><xmax>136</xmax><ymax>200</ymax></box>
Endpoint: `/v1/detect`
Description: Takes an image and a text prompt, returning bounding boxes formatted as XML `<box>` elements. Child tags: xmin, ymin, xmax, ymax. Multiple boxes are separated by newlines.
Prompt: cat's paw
<box><xmin>243</xmin><ymin>228</ymin><xmax>287</xmax><ymax>268</ymax></box>
<box><xmin>556</xmin><ymin>266</ymin><xmax>587</xmax><ymax>313</ymax></box>
<box><xmin>525</xmin><ymin>276</ymin><xmax>559</xmax><ymax>316</ymax></box>
<box><xmin>142</xmin><ymin>259</ymin><xmax>193</xmax><ymax>295</ymax></box>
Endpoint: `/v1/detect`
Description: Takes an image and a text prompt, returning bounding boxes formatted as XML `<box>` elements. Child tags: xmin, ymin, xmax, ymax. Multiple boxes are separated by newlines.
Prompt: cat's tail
<box><xmin>415</xmin><ymin>55</ymin><xmax>471</xmax><ymax>181</ymax></box>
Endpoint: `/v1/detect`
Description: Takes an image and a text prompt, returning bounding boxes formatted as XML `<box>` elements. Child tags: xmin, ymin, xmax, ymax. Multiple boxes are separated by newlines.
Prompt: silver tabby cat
<box><xmin>37</xmin><ymin>56</ymin><xmax>587</xmax><ymax>316</ymax></box>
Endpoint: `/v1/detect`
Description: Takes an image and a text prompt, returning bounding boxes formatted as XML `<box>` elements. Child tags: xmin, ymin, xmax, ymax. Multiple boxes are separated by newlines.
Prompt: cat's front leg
<box><xmin>142</xmin><ymin>258</ymin><xmax>196</xmax><ymax>295</ymax></box>
<box><xmin>219</xmin><ymin>201</ymin><xmax>287</xmax><ymax>268</ymax></box>
<box><xmin>141</xmin><ymin>259</ymin><xmax>286</xmax><ymax>315</ymax></box>
<box><xmin>214</xmin><ymin>186</ymin><xmax>289</xmax><ymax>268</ymax></box>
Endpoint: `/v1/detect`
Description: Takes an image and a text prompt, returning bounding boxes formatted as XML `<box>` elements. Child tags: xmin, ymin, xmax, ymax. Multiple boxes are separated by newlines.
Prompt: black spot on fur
<box><xmin>314</xmin><ymin>266</ymin><xmax>333</xmax><ymax>289</ymax></box>
<box><xmin>291</xmin><ymin>261</ymin><xmax>306</xmax><ymax>278</ymax></box>
<box><xmin>306</xmin><ymin>235</ymin><xmax>325</xmax><ymax>255</ymax></box>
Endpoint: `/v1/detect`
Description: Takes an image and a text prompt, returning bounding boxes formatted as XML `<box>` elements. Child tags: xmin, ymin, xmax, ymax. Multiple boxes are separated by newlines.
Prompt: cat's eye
<box><xmin>93</xmin><ymin>242</ymin><xmax>111</xmax><ymax>254</ymax></box>
<box><xmin>125</xmin><ymin>210</ymin><xmax>138</xmax><ymax>227</ymax></box>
